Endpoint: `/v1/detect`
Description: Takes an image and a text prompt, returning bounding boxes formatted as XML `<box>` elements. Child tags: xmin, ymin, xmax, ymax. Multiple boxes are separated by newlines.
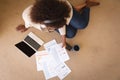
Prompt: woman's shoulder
<box><xmin>22</xmin><ymin>5</ymin><xmax>33</xmax><ymax>15</ymax></box>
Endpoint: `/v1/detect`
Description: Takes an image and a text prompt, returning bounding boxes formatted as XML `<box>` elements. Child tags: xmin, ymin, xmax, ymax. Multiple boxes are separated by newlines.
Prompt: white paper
<box><xmin>49</xmin><ymin>44</ymin><xmax>61</xmax><ymax>63</ymax></box>
<box><xmin>55</xmin><ymin>62</ymin><xmax>71</xmax><ymax>80</ymax></box>
<box><xmin>44</xmin><ymin>39</ymin><xmax>57</xmax><ymax>52</ymax></box>
<box><xmin>49</xmin><ymin>43</ymin><xmax>70</xmax><ymax>63</ymax></box>
<box><xmin>57</xmin><ymin>43</ymin><xmax>70</xmax><ymax>62</ymax></box>
<box><xmin>35</xmin><ymin>50</ymin><xmax>48</xmax><ymax>71</ymax></box>
<box><xmin>42</xmin><ymin>54</ymin><xmax>58</xmax><ymax>80</ymax></box>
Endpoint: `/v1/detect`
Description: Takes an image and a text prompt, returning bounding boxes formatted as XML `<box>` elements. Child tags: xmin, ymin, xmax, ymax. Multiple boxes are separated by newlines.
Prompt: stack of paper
<box><xmin>35</xmin><ymin>40</ymin><xmax>71</xmax><ymax>80</ymax></box>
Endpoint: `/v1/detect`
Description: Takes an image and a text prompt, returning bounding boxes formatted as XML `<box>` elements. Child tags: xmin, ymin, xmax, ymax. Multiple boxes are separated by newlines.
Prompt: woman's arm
<box><xmin>61</xmin><ymin>35</ymin><xmax>66</xmax><ymax>48</ymax></box>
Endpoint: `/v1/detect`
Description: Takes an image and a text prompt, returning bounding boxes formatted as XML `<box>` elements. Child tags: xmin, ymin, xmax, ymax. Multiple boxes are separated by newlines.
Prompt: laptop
<box><xmin>15</xmin><ymin>32</ymin><xmax>44</xmax><ymax>57</ymax></box>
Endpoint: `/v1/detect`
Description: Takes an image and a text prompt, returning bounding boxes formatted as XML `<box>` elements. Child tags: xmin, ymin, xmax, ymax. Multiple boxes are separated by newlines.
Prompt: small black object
<box><xmin>73</xmin><ymin>45</ymin><xmax>80</xmax><ymax>51</ymax></box>
<box><xmin>66</xmin><ymin>43</ymin><xmax>72</xmax><ymax>51</ymax></box>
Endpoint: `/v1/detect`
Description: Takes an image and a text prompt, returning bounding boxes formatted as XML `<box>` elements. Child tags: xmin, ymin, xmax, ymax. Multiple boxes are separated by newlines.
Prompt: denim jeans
<box><xmin>66</xmin><ymin>7</ymin><xmax>90</xmax><ymax>38</ymax></box>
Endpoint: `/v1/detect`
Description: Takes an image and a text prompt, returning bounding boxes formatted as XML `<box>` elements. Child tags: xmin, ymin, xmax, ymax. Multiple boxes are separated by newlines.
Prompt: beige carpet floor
<box><xmin>0</xmin><ymin>0</ymin><xmax>120</xmax><ymax>80</ymax></box>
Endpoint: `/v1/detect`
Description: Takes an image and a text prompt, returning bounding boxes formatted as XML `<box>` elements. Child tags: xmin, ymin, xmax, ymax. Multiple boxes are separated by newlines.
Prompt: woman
<box><xmin>16</xmin><ymin>0</ymin><xmax>100</xmax><ymax>47</ymax></box>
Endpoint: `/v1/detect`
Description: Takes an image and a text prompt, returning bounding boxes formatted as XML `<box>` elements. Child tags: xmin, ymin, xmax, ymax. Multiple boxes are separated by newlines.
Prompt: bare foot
<box><xmin>75</xmin><ymin>3</ymin><xmax>86</xmax><ymax>11</ymax></box>
<box><xmin>75</xmin><ymin>3</ymin><xmax>87</xmax><ymax>11</ymax></box>
<box><xmin>86</xmin><ymin>0</ymin><xmax>100</xmax><ymax>7</ymax></box>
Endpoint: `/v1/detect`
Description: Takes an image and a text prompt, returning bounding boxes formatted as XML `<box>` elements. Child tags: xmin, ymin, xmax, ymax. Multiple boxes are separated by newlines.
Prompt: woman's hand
<box><xmin>61</xmin><ymin>35</ymin><xmax>66</xmax><ymax>48</ymax></box>
<box><xmin>16</xmin><ymin>24</ymin><xmax>28</xmax><ymax>32</ymax></box>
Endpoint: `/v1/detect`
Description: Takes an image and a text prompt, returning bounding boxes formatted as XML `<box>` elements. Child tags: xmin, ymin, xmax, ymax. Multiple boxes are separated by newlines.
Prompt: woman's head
<box><xmin>30</xmin><ymin>0</ymin><xmax>71</xmax><ymax>29</ymax></box>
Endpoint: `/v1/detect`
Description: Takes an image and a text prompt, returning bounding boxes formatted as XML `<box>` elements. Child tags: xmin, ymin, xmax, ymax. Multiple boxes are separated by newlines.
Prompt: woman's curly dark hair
<box><xmin>30</xmin><ymin>0</ymin><xmax>71</xmax><ymax>29</ymax></box>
